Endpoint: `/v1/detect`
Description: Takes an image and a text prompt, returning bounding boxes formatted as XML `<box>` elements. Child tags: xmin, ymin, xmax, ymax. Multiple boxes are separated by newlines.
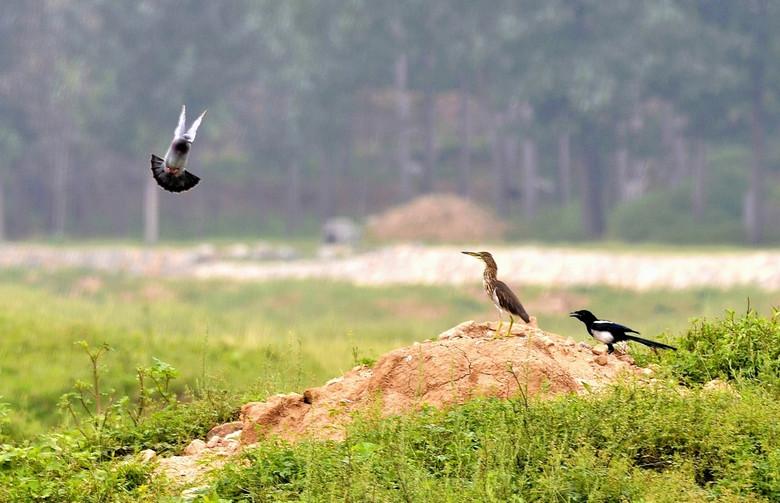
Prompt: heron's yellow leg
<box><xmin>506</xmin><ymin>315</ymin><xmax>515</xmax><ymax>338</ymax></box>
<box><xmin>493</xmin><ymin>310</ymin><xmax>504</xmax><ymax>339</ymax></box>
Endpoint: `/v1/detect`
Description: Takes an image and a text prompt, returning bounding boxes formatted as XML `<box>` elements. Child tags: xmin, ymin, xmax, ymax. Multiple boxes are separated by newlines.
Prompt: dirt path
<box><xmin>0</xmin><ymin>243</ymin><xmax>778</xmax><ymax>291</ymax></box>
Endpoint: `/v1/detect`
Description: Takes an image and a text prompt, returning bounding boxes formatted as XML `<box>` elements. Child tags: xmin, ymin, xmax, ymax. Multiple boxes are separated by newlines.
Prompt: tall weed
<box><xmin>658</xmin><ymin>309</ymin><xmax>780</xmax><ymax>385</ymax></box>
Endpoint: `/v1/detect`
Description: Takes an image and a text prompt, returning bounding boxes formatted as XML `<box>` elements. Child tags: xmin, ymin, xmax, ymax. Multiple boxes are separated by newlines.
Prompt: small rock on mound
<box><xmin>240</xmin><ymin>320</ymin><xmax>641</xmax><ymax>444</ymax></box>
<box><xmin>367</xmin><ymin>194</ymin><xmax>508</xmax><ymax>242</ymax></box>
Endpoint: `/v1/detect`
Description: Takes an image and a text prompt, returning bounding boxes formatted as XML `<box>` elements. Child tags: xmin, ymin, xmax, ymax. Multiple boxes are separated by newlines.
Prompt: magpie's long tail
<box><xmin>624</xmin><ymin>335</ymin><xmax>677</xmax><ymax>351</ymax></box>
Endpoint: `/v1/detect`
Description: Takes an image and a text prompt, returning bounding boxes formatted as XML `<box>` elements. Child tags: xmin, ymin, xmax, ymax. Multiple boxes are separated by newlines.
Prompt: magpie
<box><xmin>569</xmin><ymin>309</ymin><xmax>677</xmax><ymax>354</ymax></box>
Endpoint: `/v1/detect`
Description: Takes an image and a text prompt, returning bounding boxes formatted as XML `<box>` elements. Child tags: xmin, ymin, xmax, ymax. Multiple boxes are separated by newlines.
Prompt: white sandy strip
<box><xmin>190</xmin><ymin>245</ymin><xmax>780</xmax><ymax>291</ymax></box>
<box><xmin>0</xmin><ymin>243</ymin><xmax>776</xmax><ymax>290</ymax></box>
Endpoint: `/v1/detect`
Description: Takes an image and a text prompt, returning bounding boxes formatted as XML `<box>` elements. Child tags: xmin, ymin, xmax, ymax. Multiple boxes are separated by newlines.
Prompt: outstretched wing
<box><xmin>186</xmin><ymin>109</ymin><xmax>207</xmax><ymax>140</ymax></box>
<box><xmin>174</xmin><ymin>105</ymin><xmax>187</xmax><ymax>138</ymax></box>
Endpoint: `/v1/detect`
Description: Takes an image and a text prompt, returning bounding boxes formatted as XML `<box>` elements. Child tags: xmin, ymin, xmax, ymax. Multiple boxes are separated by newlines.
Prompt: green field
<box><xmin>0</xmin><ymin>266</ymin><xmax>777</xmax><ymax>439</ymax></box>
<box><xmin>1</xmin><ymin>264</ymin><xmax>780</xmax><ymax>500</ymax></box>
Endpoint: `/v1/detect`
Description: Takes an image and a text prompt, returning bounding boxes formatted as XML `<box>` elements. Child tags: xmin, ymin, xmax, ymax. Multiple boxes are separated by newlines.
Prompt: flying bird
<box><xmin>150</xmin><ymin>105</ymin><xmax>207</xmax><ymax>193</ymax></box>
<box><xmin>569</xmin><ymin>309</ymin><xmax>677</xmax><ymax>354</ymax></box>
<box><xmin>462</xmin><ymin>251</ymin><xmax>531</xmax><ymax>338</ymax></box>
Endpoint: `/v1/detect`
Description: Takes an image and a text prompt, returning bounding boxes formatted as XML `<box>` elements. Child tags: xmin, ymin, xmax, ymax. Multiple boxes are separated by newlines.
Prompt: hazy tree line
<box><xmin>0</xmin><ymin>1</ymin><xmax>778</xmax><ymax>243</ymax></box>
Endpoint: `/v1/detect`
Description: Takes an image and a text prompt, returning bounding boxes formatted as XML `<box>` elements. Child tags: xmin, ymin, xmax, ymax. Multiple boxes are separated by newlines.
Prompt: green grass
<box><xmin>0</xmin><ymin>268</ymin><xmax>476</xmax><ymax>438</ymax></box>
<box><xmin>197</xmin><ymin>309</ymin><xmax>780</xmax><ymax>502</ymax></box>
<box><xmin>1</xmin><ymin>269</ymin><xmax>780</xmax><ymax>500</ymax></box>
<box><xmin>205</xmin><ymin>383</ymin><xmax>780</xmax><ymax>502</ymax></box>
<box><xmin>0</xmin><ymin>267</ymin><xmax>777</xmax><ymax>439</ymax></box>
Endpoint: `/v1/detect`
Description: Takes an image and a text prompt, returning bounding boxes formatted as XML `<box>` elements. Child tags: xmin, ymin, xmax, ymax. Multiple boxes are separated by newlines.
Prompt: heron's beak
<box><xmin>462</xmin><ymin>251</ymin><xmax>479</xmax><ymax>257</ymax></box>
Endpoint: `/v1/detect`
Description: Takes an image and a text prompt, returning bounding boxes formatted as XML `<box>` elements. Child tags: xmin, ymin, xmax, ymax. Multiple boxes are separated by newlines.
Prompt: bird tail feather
<box><xmin>518</xmin><ymin>308</ymin><xmax>530</xmax><ymax>324</ymax></box>
<box><xmin>150</xmin><ymin>154</ymin><xmax>201</xmax><ymax>193</ymax></box>
<box><xmin>624</xmin><ymin>334</ymin><xmax>677</xmax><ymax>351</ymax></box>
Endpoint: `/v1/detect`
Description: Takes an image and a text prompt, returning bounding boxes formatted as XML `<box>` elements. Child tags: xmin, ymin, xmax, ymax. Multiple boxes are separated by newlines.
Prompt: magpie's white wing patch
<box><xmin>591</xmin><ymin>330</ymin><xmax>615</xmax><ymax>344</ymax></box>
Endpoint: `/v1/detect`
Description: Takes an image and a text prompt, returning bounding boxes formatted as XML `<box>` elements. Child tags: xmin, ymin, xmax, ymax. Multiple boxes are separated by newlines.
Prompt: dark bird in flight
<box><xmin>150</xmin><ymin>105</ymin><xmax>207</xmax><ymax>192</ymax></box>
<box><xmin>569</xmin><ymin>309</ymin><xmax>677</xmax><ymax>354</ymax></box>
<box><xmin>462</xmin><ymin>251</ymin><xmax>531</xmax><ymax>338</ymax></box>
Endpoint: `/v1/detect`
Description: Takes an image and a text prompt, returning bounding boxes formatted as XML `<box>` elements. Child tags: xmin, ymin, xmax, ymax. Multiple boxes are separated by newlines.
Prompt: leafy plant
<box><xmin>127</xmin><ymin>358</ymin><xmax>180</xmax><ymax>426</ymax></box>
<box><xmin>658</xmin><ymin>309</ymin><xmax>780</xmax><ymax>385</ymax></box>
<box><xmin>58</xmin><ymin>342</ymin><xmax>122</xmax><ymax>445</ymax></box>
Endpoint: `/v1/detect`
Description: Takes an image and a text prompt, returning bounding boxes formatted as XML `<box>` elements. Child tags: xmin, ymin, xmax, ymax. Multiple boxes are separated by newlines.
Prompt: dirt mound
<box><xmin>158</xmin><ymin>320</ymin><xmax>647</xmax><ymax>486</ymax></box>
<box><xmin>367</xmin><ymin>194</ymin><xmax>508</xmax><ymax>242</ymax></box>
<box><xmin>240</xmin><ymin>319</ymin><xmax>641</xmax><ymax>443</ymax></box>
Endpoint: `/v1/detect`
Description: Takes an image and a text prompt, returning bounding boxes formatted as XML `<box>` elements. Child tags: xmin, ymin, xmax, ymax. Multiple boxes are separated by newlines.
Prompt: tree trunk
<box><xmin>579</xmin><ymin>123</ymin><xmax>605</xmax><ymax>238</ymax></box>
<box><xmin>457</xmin><ymin>78</ymin><xmax>471</xmax><ymax>197</ymax></box>
<box><xmin>672</xmin><ymin>134</ymin><xmax>688</xmax><ymax>187</ymax></box>
<box><xmin>421</xmin><ymin>47</ymin><xmax>437</xmax><ymax>194</ymax></box>
<box><xmin>144</xmin><ymin>177</ymin><xmax>159</xmax><ymax>245</ymax></box>
<box><xmin>660</xmin><ymin>102</ymin><xmax>689</xmax><ymax>188</ymax></box>
<box><xmin>614</xmin><ymin>120</ymin><xmax>632</xmax><ymax>202</ymax></box>
<box><xmin>615</xmin><ymin>145</ymin><xmax>629</xmax><ymax>202</ymax></box>
<box><xmin>50</xmin><ymin>134</ymin><xmax>69</xmax><ymax>238</ymax></box>
<box><xmin>284</xmin><ymin>159</ymin><xmax>302</xmax><ymax>233</ymax></box>
<box><xmin>692</xmin><ymin>138</ymin><xmax>707</xmax><ymax>220</ymax></box>
<box><xmin>557</xmin><ymin>128</ymin><xmax>572</xmax><ymax>206</ymax></box>
<box><xmin>518</xmin><ymin>103</ymin><xmax>536</xmax><ymax>220</ymax></box>
<box><xmin>485</xmin><ymin>107</ymin><xmax>505</xmax><ymax>214</ymax></box>
<box><xmin>317</xmin><ymin>148</ymin><xmax>335</xmax><ymax>221</ymax></box>
<box><xmin>282</xmin><ymin>89</ymin><xmax>303</xmax><ymax>234</ymax></box>
<box><xmin>496</xmin><ymin>102</ymin><xmax>522</xmax><ymax>216</ymax></box>
<box><xmin>746</xmin><ymin>0</ymin><xmax>767</xmax><ymax>244</ymax></box>
<box><xmin>394</xmin><ymin>51</ymin><xmax>413</xmax><ymax>202</ymax></box>
<box><xmin>746</xmin><ymin>66</ymin><xmax>766</xmax><ymax>244</ymax></box>
<box><xmin>521</xmin><ymin>138</ymin><xmax>537</xmax><ymax>220</ymax></box>
<box><xmin>498</xmin><ymin>124</ymin><xmax>516</xmax><ymax>217</ymax></box>
<box><xmin>0</xmin><ymin>168</ymin><xmax>5</xmax><ymax>241</ymax></box>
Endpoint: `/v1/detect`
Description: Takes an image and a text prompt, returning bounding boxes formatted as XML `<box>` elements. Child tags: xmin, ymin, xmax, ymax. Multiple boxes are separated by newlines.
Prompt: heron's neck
<box><xmin>482</xmin><ymin>266</ymin><xmax>497</xmax><ymax>285</ymax></box>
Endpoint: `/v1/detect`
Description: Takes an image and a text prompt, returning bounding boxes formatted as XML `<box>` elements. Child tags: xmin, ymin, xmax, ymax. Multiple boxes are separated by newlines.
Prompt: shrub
<box><xmin>0</xmin><ymin>433</ymin><xmax>160</xmax><ymax>502</ymax></box>
<box><xmin>529</xmin><ymin>203</ymin><xmax>585</xmax><ymax>242</ymax></box>
<box><xmin>607</xmin><ymin>186</ymin><xmax>745</xmax><ymax>244</ymax></box>
<box><xmin>658</xmin><ymin>309</ymin><xmax>780</xmax><ymax>385</ymax></box>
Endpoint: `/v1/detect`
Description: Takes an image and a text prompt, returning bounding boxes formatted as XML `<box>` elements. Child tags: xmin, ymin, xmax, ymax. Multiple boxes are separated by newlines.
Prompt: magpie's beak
<box><xmin>569</xmin><ymin>312</ymin><xmax>578</xmax><ymax>318</ymax></box>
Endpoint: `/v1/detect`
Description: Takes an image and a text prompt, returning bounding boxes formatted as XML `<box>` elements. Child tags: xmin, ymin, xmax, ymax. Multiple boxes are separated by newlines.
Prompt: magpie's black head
<box><xmin>569</xmin><ymin>309</ymin><xmax>597</xmax><ymax>323</ymax></box>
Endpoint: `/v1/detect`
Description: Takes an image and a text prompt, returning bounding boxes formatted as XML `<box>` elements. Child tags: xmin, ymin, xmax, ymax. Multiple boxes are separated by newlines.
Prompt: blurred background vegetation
<box><xmin>3</xmin><ymin>1</ymin><xmax>780</xmax><ymax>245</ymax></box>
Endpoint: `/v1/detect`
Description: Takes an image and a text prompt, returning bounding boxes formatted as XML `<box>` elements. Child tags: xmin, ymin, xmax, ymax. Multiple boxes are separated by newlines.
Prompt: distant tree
<box><xmin>494</xmin><ymin>0</ymin><xmax>652</xmax><ymax>237</ymax></box>
<box><xmin>0</xmin><ymin>2</ymin><xmax>85</xmax><ymax>238</ymax></box>
<box><xmin>639</xmin><ymin>2</ymin><xmax>743</xmax><ymax>222</ymax></box>
<box><xmin>691</xmin><ymin>0</ymin><xmax>780</xmax><ymax>244</ymax></box>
